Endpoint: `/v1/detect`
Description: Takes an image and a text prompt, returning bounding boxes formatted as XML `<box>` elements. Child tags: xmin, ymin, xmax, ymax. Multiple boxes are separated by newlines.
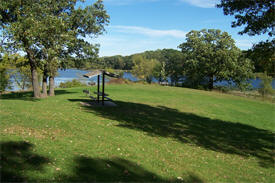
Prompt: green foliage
<box><xmin>152</xmin><ymin>61</ymin><xmax>167</xmax><ymax>83</ymax></box>
<box><xmin>98</xmin><ymin>49</ymin><xmax>184</xmax><ymax>73</ymax></box>
<box><xmin>0</xmin><ymin>54</ymin><xmax>37</xmax><ymax>92</ymax></box>
<box><xmin>217</xmin><ymin>0</ymin><xmax>275</xmax><ymax>76</ymax></box>
<box><xmin>98</xmin><ymin>49</ymin><xmax>185</xmax><ymax>86</ymax></box>
<box><xmin>217</xmin><ymin>0</ymin><xmax>275</xmax><ymax>37</ymax></box>
<box><xmin>9</xmin><ymin>54</ymin><xmax>32</xmax><ymax>90</ymax></box>
<box><xmin>59</xmin><ymin>79</ymin><xmax>87</xmax><ymax>88</ymax></box>
<box><xmin>179</xmin><ymin>29</ymin><xmax>254</xmax><ymax>90</ymax></box>
<box><xmin>132</xmin><ymin>55</ymin><xmax>158</xmax><ymax>83</ymax></box>
<box><xmin>99</xmin><ymin>56</ymin><xmax>126</xmax><ymax>70</ymax></box>
<box><xmin>0</xmin><ymin>55</ymin><xmax>12</xmax><ymax>93</ymax></box>
<box><xmin>12</xmin><ymin>68</ymin><xmax>32</xmax><ymax>91</ymax></box>
<box><xmin>117</xmin><ymin>70</ymin><xmax>125</xmax><ymax>78</ymax></box>
<box><xmin>0</xmin><ymin>69</ymin><xmax>11</xmax><ymax>93</ymax></box>
<box><xmin>214</xmin><ymin>85</ymin><xmax>231</xmax><ymax>93</ymax></box>
<box><xmin>246</xmin><ymin>39</ymin><xmax>275</xmax><ymax>75</ymax></box>
<box><xmin>256</xmin><ymin>72</ymin><xmax>274</xmax><ymax>98</ymax></box>
<box><xmin>161</xmin><ymin>49</ymin><xmax>184</xmax><ymax>85</ymax></box>
<box><xmin>0</xmin><ymin>0</ymin><xmax>109</xmax><ymax>97</ymax></box>
<box><xmin>231</xmin><ymin>54</ymin><xmax>255</xmax><ymax>91</ymax></box>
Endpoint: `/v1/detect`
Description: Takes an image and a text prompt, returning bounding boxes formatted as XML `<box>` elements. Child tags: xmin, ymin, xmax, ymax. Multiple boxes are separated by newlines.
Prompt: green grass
<box><xmin>1</xmin><ymin>84</ymin><xmax>274</xmax><ymax>182</ymax></box>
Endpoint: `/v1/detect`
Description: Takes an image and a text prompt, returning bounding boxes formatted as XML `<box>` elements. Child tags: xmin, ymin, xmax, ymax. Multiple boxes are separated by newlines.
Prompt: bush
<box><xmin>108</xmin><ymin>78</ymin><xmax>132</xmax><ymax>85</ymax></box>
<box><xmin>59</xmin><ymin>79</ymin><xmax>87</xmax><ymax>88</ymax></box>
<box><xmin>257</xmin><ymin>73</ymin><xmax>274</xmax><ymax>98</ymax></box>
<box><xmin>0</xmin><ymin>69</ymin><xmax>12</xmax><ymax>93</ymax></box>
<box><xmin>214</xmin><ymin>86</ymin><xmax>231</xmax><ymax>93</ymax></box>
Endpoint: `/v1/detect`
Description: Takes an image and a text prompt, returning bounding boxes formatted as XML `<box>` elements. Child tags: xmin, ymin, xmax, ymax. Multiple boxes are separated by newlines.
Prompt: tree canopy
<box><xmin>246</xmin><ymin>39</ymin><xmax>275</xmax><ymax>76</ymax></box>
<box><xmin>0</xmin><ymin>0</ymin><xmax>109</xmax><ymax>98</ymax></box>
<box><xmin>132</xmin><ymin>55</ymin><xmax>158</xmax><ymax>83</ymax></box>
<box><xmin>217</xmin><ymin>0</ymin><xmax>275</xmax><ymax>37</ymax></box>
<box><xmin>217</xmin><ymin>0</ymin><xmax>275</xmax><ymax>76</ymax></box>
<box><xmin>179</xmin><ymin>29</ymin><xmax>253</xmax><ymax>90</ymax></box>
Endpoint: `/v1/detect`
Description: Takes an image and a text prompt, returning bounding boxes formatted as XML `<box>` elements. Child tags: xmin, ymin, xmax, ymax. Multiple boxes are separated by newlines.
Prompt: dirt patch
<box><xmin>2</xmin><ymin>125</ymin><xmax>68</xmax><ymax>140</ymax></box>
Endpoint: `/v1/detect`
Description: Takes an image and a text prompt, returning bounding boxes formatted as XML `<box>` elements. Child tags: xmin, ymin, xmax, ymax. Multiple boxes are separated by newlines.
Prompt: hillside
<box><xmin>95</xmin><ymin>49</ymin><xmax>182</xmax><ymax>70</ymax></box>
<box><xmin>1</xmin><ymin>84</ymin><xmax>274</xmax><ymax>182</ymax></box>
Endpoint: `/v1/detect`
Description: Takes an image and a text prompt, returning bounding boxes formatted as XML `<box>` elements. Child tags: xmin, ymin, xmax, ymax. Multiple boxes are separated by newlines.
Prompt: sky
<box><xmin>83</xmin><ymin>0</ymin><xmax>269</xmax><ymax>57</ymax></box>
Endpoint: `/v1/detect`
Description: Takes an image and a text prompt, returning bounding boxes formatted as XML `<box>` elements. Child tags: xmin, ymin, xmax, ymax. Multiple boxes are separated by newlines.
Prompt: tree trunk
<box><xmin>30</xmin><ymin>67</ymin><xmax>41</xmax><ymax>98</ymax></box>
<box><xmin>49</xmin><ymin>76</ymin><xmax>55</xmax><ymax>96</ymax></box>
<box><xmin>41</xmin><ymin>72</ymin><xmax>48</xmax><ymax>98</ymax></box>
<box><xmin>208</xmin><ymin>75</ymin><xmax>214</xmax><ymax>90</ymax></box>
<box><xmin>26</xmin><ymin>48</ymin><xmax>41</xmax><ymax>98</ymax></box>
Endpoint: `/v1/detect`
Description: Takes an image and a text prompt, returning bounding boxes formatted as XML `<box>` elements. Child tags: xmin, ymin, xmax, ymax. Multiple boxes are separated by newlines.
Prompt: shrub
<box><xmin>59</xmin><ymin>79</ymin><xmax>87</xmax><ymax>88</ymax></box>
<box><xmin>257</xmin><ymin>73</ymin><xmax>274</xmax><ymax>98</ymax></box>
<box><xmin>0</xmin><ymin>69</ymin><xmax>12</xmax><ymax>93</ymax></box>
<box><xmin>108</xmin><ymin>78</ymin><xmax>132</xmax><ymax>85</ymax></box>
<box><xmin>214</xmin><ymin>86</ymin><xmax>231</xmax><ymax>93</ymax></box>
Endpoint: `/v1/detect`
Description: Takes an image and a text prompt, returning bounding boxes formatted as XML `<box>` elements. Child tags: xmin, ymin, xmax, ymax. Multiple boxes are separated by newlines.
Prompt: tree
<box><xmin>8</xmin><ymin>54</ymin><xmax>32</xmax><ymax>91</ymax></box>
<box><xmin>179</xmin><ymin>29</ymin><xmax>254</xmax><ymax>90</ymax></box>
<box><xmin>217</xmin><ymin>0</ymin><xmax>275</xmax><ymax>37</ymax></box>
<box><xmin>256</xmin><ymin>72</ymin><xmax>274</xmax><ymax>98</ymax></box>
<box><xmin>153</xmin><ymin>61</ymin><xmax>167</xmax><ymax>84</ymax></box>
<box><xmin>217</xmin><ymin>0</ymin><xmax>275</xmax><ymax>75</ymax></box>
<box><xmin>0</xmin><ymin>0</ymin><xmax>109</xmax><ymax>98</ymax></box>
<box><xmin>12</xmin><ymin>66</ymin><xmax>32</xmax><ymax>91</ymax></box>
<box><xmin>100</xmin><ymin>55</ymin><xmax>125</xmax><ymax>70</ymax></box>
<box><xmin>0</xmin><ymin>55</ymin><xmax>12</xmax><ymax>93</ymax></box>
<box><xmin>0</xmin><ymin>53</ymin><xmax>35</xmax><ymax>92</ymax></box>
<box><xmin>132</xmin><ymin>55</ymin><xmax>158</xmax><ymax>83</ymax></box>
<box><xmin>246</xmin><ymin>40</ymin><xmax>275</xmax><ymax>75</ymax></box>
<box><xmin>161</xmin><ymin>49</ymin><xmax>184</xmax><ymax>86</ymax></box>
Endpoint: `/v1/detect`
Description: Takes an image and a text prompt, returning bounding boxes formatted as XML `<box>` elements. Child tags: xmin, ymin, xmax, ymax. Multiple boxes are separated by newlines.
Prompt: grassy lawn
<box><xmin>1</xmin><ymin>83</ymin><xmax>274</xmax><ymax>182</ymax></box>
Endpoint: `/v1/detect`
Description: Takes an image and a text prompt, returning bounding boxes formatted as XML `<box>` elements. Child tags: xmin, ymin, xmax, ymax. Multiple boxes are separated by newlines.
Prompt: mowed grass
<box><xmin>0</xmin><ymin>83</ymin><xmax>274</xmax><ymax>182</ymax></box>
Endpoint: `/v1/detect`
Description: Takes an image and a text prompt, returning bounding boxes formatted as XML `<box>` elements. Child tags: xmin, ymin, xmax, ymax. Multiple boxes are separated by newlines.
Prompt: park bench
<box><xmin>83</xmin><ymin>70</ymin><xmax>118</xmax><ymax>105</ymax></box>
<box><xmin>104</xmin><ymin>96</ymin><xmax>113</xmax><ymax>101</ymax></box>
<box><xmin>93</xmin><ymin>91</ymin><xmax>113</xmax><ymax>101</ymax></box>
<box><xmin>90</xmin><ymin>96</ymin><xmax>96</xmax><ymax>100</ymax></box>
<box><xmin>83</xmin><ymin>89</ymin><xmax>90</xmax><ymax>96</ymax></box>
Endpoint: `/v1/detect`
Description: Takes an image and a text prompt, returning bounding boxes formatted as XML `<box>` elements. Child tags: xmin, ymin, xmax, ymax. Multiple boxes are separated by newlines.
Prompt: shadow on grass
<box><xmin>1</xmin><ymin>141</ymin><xmax>202</xmax><ymax>182</ymax></box>
<box><xmin>0</xmin><ymin>90</ymin><xmax>76</xmax><ymax>101</ymax></box>
<box><xmin>0</xmin><ymin>141</ymin><xmax>50</xmax><ymax>182</ymax></box>
<box><xmin>61</xmin><ymin>157</ymin><xmax>202</xmax><ymax>182</ymax></box>
<box><xmin>69</xmin><ymin>99</ymin><xmax>275</xmax><ymax>168</ymax></box>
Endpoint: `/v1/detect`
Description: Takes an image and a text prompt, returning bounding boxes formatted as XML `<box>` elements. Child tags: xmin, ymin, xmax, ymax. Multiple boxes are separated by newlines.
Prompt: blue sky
<box><xmin>84</xmin><ymin>0</ymin><xmax>269</xmax><ymax>56</ymax></box>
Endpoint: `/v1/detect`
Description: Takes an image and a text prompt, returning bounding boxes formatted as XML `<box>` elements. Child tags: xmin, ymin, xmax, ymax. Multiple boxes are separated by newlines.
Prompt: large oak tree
<box><xmin>217</xmin><ymin>0</ymin><xmax>275</xmax><ymax>75</ymax></box>
<box><xmin>179</xmin><ymin>29</ymin><xmax>253</xmax><ymax>90</ymax></box>
<box><xmin>0</xmin><ymin>0</ymin><xmax>109</xmax><ymax>98</ymax></box>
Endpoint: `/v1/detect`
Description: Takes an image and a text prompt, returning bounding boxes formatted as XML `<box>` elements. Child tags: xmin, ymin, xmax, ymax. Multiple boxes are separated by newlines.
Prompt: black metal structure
<box><xmin>83</xmin><ymin>70</ymin><xmax>119</xmax><ymax>105</ymax></box>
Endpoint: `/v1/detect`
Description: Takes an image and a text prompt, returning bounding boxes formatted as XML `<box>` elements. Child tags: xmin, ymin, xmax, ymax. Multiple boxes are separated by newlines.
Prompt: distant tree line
<box><xmin>92</xmin><ymin>28</ymin><xmax>272</xmax><ymax>91</ymax></box>
<box><xmin>1</xmin><ymin>0</ymin><xmax>274</xmax><ymax>97</ymax></box>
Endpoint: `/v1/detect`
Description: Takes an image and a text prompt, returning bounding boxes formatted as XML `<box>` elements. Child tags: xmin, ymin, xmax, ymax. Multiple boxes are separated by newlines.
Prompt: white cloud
<box><xmin>84</xmin><ymin>25</ymin><xmax>186</xmax><ymax>56</ymax></box>
<box><xmin>111</xmin><ymin>25</ymin><xmax>186</xmax><ymax>38</ymax></box>
<box><xmin>89</xmin><ymin>34</ymin><xmax>183</xmax><ymax>56</ymax></box>
<box><xmin>179</xmin><ymin>0</ymin><xmax>219</xmax><ymax>8</ymax></box>
<box><xmin>235</xmin><ymin>39</ymin><xmax>254</xmax><ymax>50</ymax></box>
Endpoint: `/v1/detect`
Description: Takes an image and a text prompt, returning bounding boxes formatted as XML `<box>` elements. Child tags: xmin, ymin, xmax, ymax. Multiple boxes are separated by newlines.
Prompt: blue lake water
<box><xmin>9</xmin><ymin>69</ymin><xmax>275</xmax><ymax>91</ymax></box>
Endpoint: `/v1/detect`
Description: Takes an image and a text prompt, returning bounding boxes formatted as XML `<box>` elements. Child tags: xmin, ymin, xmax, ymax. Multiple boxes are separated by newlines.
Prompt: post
<box><xmin>97</xmin><ymin>75</ymin><xmax>100</xmax><ymax>103</ymax></box>
<box><xmin>102</xmin><ymin>72</ymin><xmax>105</xmax><ymax>105</ymax></box>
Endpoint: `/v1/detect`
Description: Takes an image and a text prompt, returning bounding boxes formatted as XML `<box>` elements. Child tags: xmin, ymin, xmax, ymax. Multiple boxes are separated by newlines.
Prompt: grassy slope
<box><xmin>0</xmin><ymin>84</ymin><xmax>274</xmax><ymax>182</ymax></box>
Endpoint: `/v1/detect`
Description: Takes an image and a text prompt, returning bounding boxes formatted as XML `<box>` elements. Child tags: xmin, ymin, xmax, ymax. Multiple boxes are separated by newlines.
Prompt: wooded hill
<box><xmin>93</xmin><ymin>49</ymin><xmax>183</xmax><ymax>71</ymax></box>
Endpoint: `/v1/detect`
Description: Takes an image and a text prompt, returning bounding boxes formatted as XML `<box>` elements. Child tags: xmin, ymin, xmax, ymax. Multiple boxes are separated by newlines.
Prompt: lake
<box><xmin>9</xmin><ymin>69</ymin><xmax>275</xmax><ymax>91</ymax></box>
